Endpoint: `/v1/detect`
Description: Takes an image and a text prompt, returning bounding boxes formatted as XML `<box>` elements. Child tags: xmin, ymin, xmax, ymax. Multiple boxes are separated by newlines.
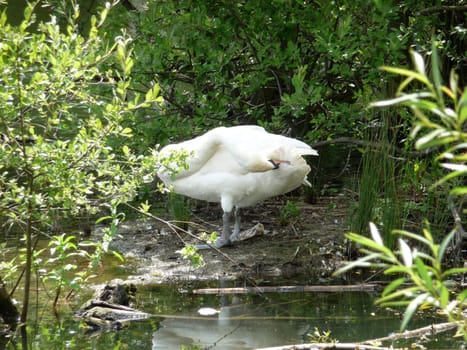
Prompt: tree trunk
<box><xmin>0</xmin><ymin>277</ymin><xmax>19</xmax><ymax>329</ymax></box>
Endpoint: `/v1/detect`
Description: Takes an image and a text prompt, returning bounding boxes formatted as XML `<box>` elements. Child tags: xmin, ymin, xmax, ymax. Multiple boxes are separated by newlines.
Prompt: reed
<box><xmin>351</xmin><ymin>112</ymin><xmax>400</xmax><ymax>248</ymax></box>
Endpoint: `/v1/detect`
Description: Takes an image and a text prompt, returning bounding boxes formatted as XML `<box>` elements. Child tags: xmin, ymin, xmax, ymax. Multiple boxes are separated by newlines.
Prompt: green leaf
<box><xmin>379</xmin><ymin>66</ymin><xmax>431</xmax><ymax>86</ymax></box>
<box><xmin>442</xmin><ymin>267</ymin><xmax>467</xmax><ymax>279</ymax></box>
<box><xmin>431</xmin><ymin>40</ymin><xmax>444</xmax><ymax>105</ymax></box>
<box><xmin>399</xmin><ymin>239</ymin><xmax>413</xmax><ymax>267</ymax></box>
<box><xmin>437</xmin><ymin>230</ymin><xmax>457</xmax><ymax>264</ymax></box>
<box><xmin>414</xmin><ymin>257</ymin><xmax>433</xmax><ymax>293</ymax></box>
<box><xmin>457</xmin><ymin>289</ymin><xmax>467</xmax><ymax>303</ymax></box>
<box><xmin>370</xmin><ymin>92</ymin><xmax>433</xmax><ymax>108</ymax></box>
<box><xmin>439</xmin><ymin>284</ymin><xmax>450</xmax><ymax>309</ymax></box>
<box><xmin>385</xmin><ymin>265</ymin><xmax>412</xmax><ymax>275</ymax></box>
<box><xmin>410</xmin><ymin>50</ymin><xmax>426</xmax><ymax>76</ymax></box>
<box><xmin>450</xmin><ymin>187</ymin><xmax>467</xmax><ymax>196</ymax></box>
<box><xmin>122</xmin><ymin>145</ymin><xmax>130</xmax><ymax>156</ymax></box>
<box><xmin>458</xmin><ymin>88</ymin><xmax>467</xmax><ymax>123</ymax></box>
<box><xmin>393</xmin><ymin>229</ymin><xmax>431</xmax><ymax>246</ymax></box>
<box><xmin>400</xmin><ymin>293</ymin><xmax>429</xmax><ymax>331</ymax></box>
<box><xmin>432</xmin><ymin>169</ymin><xmax>467</xmax><ymax>188</ymax></box>
<box><xmin>333</xmin><ymin>252</ymin><xmax>382</xmax><ymax>275</ymax></box>
<box><xmin>369</xmin><ymin>222</ymin><xmax>383</xmax><ymax>245</ymax></box>
<box><xmin>96</xmin><ymin>215</ymin><xmax>113</xmax><ymax>224</ymax></box>
<box><xmin>449</xmin><ymin>70</ymin><xmax>458</xmax><ymax>101</ymax></box>
<box><xmin>415</xmin><ymin>129</ymin><xmax>445</xmax><ymax>149</ymax></box>
<box><xmin>112</xmin><ymin>250</ymin><xmax>124</xmax><ymax>262</ymax></box>
<box><xmin>377</xmin><ymin>286</ymin><xmax>420</xmax><ymax>304</ymax></box>
<box><xmin>382</xmin><ymin>277</ymin><xmax>406</xmax><ymax>297</ymax></box>
<box><xmin>345</xmin><ymin>232</ymin><xmax>395</xmax><ymax>258</ymax></box>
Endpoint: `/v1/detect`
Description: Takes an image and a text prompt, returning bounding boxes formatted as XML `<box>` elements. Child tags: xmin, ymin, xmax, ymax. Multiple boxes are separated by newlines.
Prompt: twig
<box><xmin>193</xmin><ymin>284</ymin><xmax>377</xmax><ymax>295</ymax></box>
<box><xmin>448</xmin><ymin>195</ymin><xmax>467</xmax><ymax>239</ymax></box>
<box><xmin>447</xmin><ymin>195</ymin><xmax>466</xmax><ymax>261</ymax></box>
<box><xmin>311</xmin><ymin>137</ymin><xmax>432</xmax><ymax>158</ymax></box>
<box><xmin>418</xmin><ymin>5</ymin><xmax>467</xmax><ymax>15</ymax></box>
<box><xmin>124</xmin><ymin>203</ymin><xmax>240</xmax><ymax>267</ymax></box>
<box><xmin>256</xmin><ymin>342</ymin><xmax>390</xmax><ymax>350</ymax></box>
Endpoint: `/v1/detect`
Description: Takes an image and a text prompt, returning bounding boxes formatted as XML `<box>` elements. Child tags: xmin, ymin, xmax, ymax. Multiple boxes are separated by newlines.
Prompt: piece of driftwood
<box><xmin>256</xmin><ymin>321</ymin><xmax>462</xmax><ymax>350</ymax></box>
<box><xmin>193</xmin><ymin>284</ymin><xmax>377</xmax><ymax>295</ymax></box>
<box><xmin>76</xmin><ymin>283</ymin><xmax>151</xmax><ymax>332</ymax></box>
<box><xmin>362</xmin><ymin>320</ymin><xmax>461</xmax><ymax>344</ymax></box>
<box><xmin>256</xmin><ymin>342</ymin><xmax>390</xmax><ymax>350</ymax></box>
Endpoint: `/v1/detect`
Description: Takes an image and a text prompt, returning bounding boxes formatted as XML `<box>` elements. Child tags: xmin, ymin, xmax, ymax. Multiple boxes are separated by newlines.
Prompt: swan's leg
<box><xmin>196</xmin><ymin>198</ymin><xmax>233</xmax><ymax>249</ymax></box>
<box><xmin>230</xmin><ymin>207</ymin><xmax>241</xmax><ymax>242</ymax></box>
<box><xmin>214</xmin><ymin>210</ymin><xmax>233</xmax><ymax>248</ymax></box>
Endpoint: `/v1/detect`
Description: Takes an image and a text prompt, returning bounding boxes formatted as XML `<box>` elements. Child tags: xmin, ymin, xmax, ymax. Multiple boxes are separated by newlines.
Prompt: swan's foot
<box><xmin>229</xmin><ymin>232</ymin><xmax>240</xmax><ymax>243</ymax></box>
<box><xmin>195</xmin><ymin>237</ymin><xmax>232</xmax><ymax>250</ymax></box>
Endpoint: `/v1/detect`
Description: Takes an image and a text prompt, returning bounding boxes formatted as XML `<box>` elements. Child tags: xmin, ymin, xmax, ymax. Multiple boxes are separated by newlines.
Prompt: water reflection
<box><xmin>152</xmin><ymin>295</ymin><xmax>310</xmax><ymax>349</ymax></box>
<box><xmin>150</xmin><ymin>286</ymin><xmax>396</xmax><ymax>349</ymax></box>
<box><xmin>4</xmin><ymin>283</ymin><xmax>459</xmax><ymax>349</ymax></box>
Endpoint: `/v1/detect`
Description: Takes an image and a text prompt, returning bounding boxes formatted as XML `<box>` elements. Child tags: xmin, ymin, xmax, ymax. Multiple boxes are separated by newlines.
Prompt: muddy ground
<box><xmin>109</xmin><ymin>195</ymin><xmax>353</xmax><ymax>285</ymax></box>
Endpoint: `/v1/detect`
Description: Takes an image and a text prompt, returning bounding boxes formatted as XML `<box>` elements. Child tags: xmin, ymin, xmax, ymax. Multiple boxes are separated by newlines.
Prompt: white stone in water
<box><xmin>197</xmin><ymin>307</ymin><xmax>220</xmax><ymax>316</ymax></box>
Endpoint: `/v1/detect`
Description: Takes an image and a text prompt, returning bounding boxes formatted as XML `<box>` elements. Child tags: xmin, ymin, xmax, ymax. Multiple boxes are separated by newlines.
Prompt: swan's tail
<box><xmin>297</xmin><ymin>147</ymin><xmax>318</xmax><ymax>156</ymax></box>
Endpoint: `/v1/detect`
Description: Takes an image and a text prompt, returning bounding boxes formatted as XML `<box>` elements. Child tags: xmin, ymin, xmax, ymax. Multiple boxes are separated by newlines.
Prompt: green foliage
<box><xmin>108</xmin><ymin>0</ymin><xmax>427</xmax><ymax>142</ymax></box>
<box><xmin>177</xmin><ymin>244</ymin><xmax>205</xmax><ymax>268</ymax></box>
<box><xmin>372</xmin><ymin>44</ymin><xmax>467</xmax><ymax>194</ymax></box>
<box><xmin>352</xmin><ymin>118</ymin><xmax>401</xmax><ymax>247</ymax></box>
<box><xmin>0</xmin><ymin>251</ymin><xmax>18</xmax><ymax>284</ymax></box>
<box><xmin>43</xmin><ymin>234</ymin><xmax>82</xmax><ymax>290</ymax></box>
<box><xmin>0</xmin><ymin>0</ymin><xmax>161</xmax><ymax>325</ymax></box>
<box><xmin>341</xmin><ymin>47</ymin><xmax>467</xmax><ymax>337</ymax></box>
<box><xmin>337</xmin><ymin>223</ymin><xmax>467</xmax><ymax>335</ymax></box>
<box><xmin>167</xmin><ymin>192</ymin><xmax>191</xmax><ymax>223</ymax></box>
<box><xmin>279</xmin><ymin>200</ymin><xmax>301</xmax><ymax>226</ymax></box>
<box><xmin>307</xmin><ymin>327</ymin><xmax>336</xmax><ymax>344</ymax></box>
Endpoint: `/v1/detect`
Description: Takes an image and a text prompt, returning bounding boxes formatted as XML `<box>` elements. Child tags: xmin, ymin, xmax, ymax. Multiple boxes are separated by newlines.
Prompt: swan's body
<box><xmin>158</xmin><ymin>125</ymin><xmax>318</xmax><ymax>247</ymax></box>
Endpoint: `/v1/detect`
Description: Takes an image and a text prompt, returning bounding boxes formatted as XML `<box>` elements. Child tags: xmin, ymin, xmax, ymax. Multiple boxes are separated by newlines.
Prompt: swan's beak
<box><xmin>269</xmin><ymin>159</ymin><xmax>280</xmax><ymax>170</ymax></box>
<box><xmin>268</xmin><ymin>159</ymin><xmax>291</xmax><ymax>170</ymax></box>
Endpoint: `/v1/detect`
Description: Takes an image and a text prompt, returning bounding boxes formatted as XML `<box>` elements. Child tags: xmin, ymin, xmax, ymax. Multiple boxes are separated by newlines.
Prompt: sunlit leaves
<box><xmin>345</xmin><ymin>47</ymin><xmax>467</xmax><ymax>336</ymax></box>
<box><xmin>399</xmin><ymin>239</ymin><xmax>413</xmax><ymax>267</ymax></box>
<box><xmin>370</xmin><ymin>46</ymin><xmax>467</xmax><ymax>196</ymax></box>
<box><xmin>177</xmin><ymin>245</ymin><xmax>205</xmax><ymax>268</ymax></box>
<box><xmin>0</xmin><ymin>1</ymin><xmax>163</xmax><ymax>309</ymax></box>
<box><xmin>336</xmin><ymin>223</ymin><xmax>467</xmax><ymax>333</ymax></box>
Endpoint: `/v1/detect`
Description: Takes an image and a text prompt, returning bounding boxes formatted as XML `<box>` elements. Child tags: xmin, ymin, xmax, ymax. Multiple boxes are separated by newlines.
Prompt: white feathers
<box><xmin>157</xmin><ymin>125</ymin><xmax>318</xmax><ymax>247</ymax></box>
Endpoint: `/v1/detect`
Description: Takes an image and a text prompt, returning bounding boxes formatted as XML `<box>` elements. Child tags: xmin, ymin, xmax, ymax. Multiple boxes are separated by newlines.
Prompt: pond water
<box><xmin>1</xmin><ymin>224</ymin><xmax>463</xmax><ymax>350</ymax></box>
<box><xmin>17</xmin><ymin>281</ymin><xmax>462</xmax><ymax>350</ymax></box>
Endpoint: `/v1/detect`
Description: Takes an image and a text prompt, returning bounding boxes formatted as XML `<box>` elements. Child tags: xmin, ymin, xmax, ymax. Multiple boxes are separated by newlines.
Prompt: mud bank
<box><xmin>109</xmin><ymin>195</ymin><xmax>351</xmax><ymax>285</ymax></box>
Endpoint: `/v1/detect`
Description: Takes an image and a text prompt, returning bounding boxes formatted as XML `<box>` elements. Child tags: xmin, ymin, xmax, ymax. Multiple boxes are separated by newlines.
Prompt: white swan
<box><xmin>157</xmin><ymin>125</ymin><xmax>318</xmax><ymax>248</ymax></box>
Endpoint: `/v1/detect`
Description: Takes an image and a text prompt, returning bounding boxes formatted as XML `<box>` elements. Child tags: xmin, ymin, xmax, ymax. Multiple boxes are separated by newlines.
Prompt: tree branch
<box><xmin>418</xmin><ymin>5</ymin><xmax>467</xmax><ymax>16</ymax></box>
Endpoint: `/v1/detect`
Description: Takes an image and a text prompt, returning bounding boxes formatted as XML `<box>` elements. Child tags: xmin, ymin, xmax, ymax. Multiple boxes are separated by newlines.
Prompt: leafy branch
<box><xmin>337</xmin><ymin>44</ymin><xmax>467</xmax><ymax>339</ymax></box>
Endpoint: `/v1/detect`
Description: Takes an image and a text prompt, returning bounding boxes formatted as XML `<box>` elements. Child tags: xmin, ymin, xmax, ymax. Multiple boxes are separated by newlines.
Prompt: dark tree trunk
<box><xmin>0</xmin><ymin>277</ymin><xmax>19</xmax><ymax>330</ymax></box>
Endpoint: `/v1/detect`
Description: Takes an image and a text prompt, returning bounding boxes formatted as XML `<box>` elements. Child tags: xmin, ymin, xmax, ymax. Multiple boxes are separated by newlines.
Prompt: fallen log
<box><xmin>76</xmin><ymin>283</ymin><xmax>151</xmax><ymax>332</ymax></box>
<box><xmin>193</xmin><ymin>284</ymin><xmax>377</xmax><ymax>295</ymax></box>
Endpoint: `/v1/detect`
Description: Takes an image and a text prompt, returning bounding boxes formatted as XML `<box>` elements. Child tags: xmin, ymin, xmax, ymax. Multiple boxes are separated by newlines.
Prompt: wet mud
<box><xmin>109</xmin><ymin>195</ymin><xmax>352</xmax><ymax>285</ymax></box>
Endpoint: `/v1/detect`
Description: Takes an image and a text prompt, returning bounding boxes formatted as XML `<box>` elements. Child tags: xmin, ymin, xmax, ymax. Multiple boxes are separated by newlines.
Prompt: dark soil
<box><xmin>109</xmin><ymin>195</ymin><xmax>353</xmax><ymax>285</ymax></box>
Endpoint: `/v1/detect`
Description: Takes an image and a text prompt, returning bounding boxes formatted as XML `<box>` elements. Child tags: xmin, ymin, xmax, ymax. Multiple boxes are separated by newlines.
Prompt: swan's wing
<box><xmin>217</xmin><ymin>125</ymin><xmax>318</xmax><ymax>172</ymax></box>
<box><xmin>157</xmin><ymin>129</ymin><xmax>221</xmax><ymax>180</ymax></box>
<box><xmin>271</xmin><ymin>134</ymin><xmax>318</xmax><ymax>156</ymax></box>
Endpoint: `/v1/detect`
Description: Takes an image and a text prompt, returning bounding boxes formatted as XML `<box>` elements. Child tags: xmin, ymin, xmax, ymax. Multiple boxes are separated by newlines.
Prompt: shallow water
<box><xmin>1</xmin><ymin>235</ymin><xmax>462</xmax><ymax>350</ymax></box>
<box><xmin>16</xmin><ymin>282</ymin><xmax>461</xmax><ymax>350</ymax></box>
